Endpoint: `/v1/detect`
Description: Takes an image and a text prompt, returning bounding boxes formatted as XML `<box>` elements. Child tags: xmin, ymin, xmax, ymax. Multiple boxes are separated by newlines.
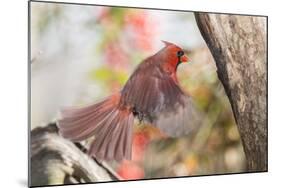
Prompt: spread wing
<box><xmin>152</xmin><ymin>93</ymin><xmax>202</xmax><ymax>137</ymax></box>
<box><xmin>120</xmin><ymin>60</ymin><xmax>202</xmax><ymax>137</ymax></box>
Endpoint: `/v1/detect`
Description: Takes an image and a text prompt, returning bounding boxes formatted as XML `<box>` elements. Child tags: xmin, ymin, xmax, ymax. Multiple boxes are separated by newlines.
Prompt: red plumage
<box><xmin>57</xmin><ymin>41</ymin><xmax>201</xmax><ymax>161</ymax></box>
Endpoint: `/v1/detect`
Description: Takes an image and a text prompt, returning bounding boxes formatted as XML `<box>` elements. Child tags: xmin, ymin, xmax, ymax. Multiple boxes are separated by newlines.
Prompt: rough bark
<box><xmin>30</xmin><ymin>123</ymin><xmax>117</xmax><ymax>187</ymax></box>
<box><xmin>195</xmin><ymin>13</ymin><xmax>267</xmax><ymax>171</ymax></box>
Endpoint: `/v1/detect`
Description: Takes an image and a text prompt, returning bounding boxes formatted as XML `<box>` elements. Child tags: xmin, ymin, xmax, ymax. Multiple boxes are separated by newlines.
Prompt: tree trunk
<box><xmin>195</xmin><ymin>13</ymin><xmax>267</xmax><ymax>171</ymax></box>
<box><xmin>30</xmin><ymin>123</ymin><xmax>119</xmax><ymax>187</ymax></box>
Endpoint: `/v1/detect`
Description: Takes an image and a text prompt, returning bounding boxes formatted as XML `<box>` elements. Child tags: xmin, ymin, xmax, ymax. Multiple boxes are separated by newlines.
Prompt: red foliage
<box><xmin>97</xmin><ymin>8</ymin><xmax>158</xmax><ymax>71</ymax></box>
<box><xmin>104</xmin><ymin>42</ymin><xmax>129</xmax><ymax>70</ymax></box>
<box><xmin>117</xmin><ymin>160</ymin><xmax>145</xmax><ymax>180</ymax></box>
<box><xmin>125</xmin><ymin>10</ymin><xmax>158</xmax><ymax>51</ymax></box>
<box><xmin>132</xmin><ymin>131</ymin><xmax>151</xmax><ymax>162</ymax></box>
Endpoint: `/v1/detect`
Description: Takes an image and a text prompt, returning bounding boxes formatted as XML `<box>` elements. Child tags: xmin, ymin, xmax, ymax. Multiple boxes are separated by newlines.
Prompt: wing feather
<box><xmin>121</xmin><ymin>60</ymin><xmax>202</xmax><ymax>137</ymax></box>
<box><xmin>152</xmin><ymin>95</ymin><xmax>202</xmax><ymax>137</ymax></box>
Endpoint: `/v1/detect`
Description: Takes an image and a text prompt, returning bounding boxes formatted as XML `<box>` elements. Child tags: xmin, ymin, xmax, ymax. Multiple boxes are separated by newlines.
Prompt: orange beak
<box><xmin>181</xmin><ymin>54</ymin><xmax>189</xmax><ymax>63</ymax></box>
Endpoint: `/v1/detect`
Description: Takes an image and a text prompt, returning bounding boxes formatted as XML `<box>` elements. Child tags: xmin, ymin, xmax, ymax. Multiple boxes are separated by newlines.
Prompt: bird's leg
<box><xmin>132</xmin><ymin>107</ymin><xmax>144</xmax><ymax>124</ymax></box>
<box><xmin>138</xmin><ymin>113</ymin><xmax>144</xmax><ymax>123</ymax></box>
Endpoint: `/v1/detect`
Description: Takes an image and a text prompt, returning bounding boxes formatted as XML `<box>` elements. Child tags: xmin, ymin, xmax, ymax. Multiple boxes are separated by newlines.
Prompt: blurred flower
<box><xmin>96</xmin><ymin>8</ymin><xmax>158</xmax><ymax>73</ymax></box>
<box><xmin>124</xmin><ymin>10</ymin><xmax>158</xmax><ymax>51</ymax></box>
<box><xmin>184</xmin><ymin>153</ymin><xmax>198</xmax><ymax>174</ymax></box>
<box><xmin>132</xmin><ymin>131</ymin><xmax>150</xmax><ymax>162</ymax></box>
<box><xmin>104</xmin><ymin>42</ymin><xmax>129</xmax><ymax>71</ymax></box>
<box><xmin>132</xmin><ymin>125</ymin><xmax>166</xmax><ymax>162</ymax></box>
<box><xmin>117</xmin><ymin>160</ymin><xmax>145</xmax><ymax>180</ymax></box>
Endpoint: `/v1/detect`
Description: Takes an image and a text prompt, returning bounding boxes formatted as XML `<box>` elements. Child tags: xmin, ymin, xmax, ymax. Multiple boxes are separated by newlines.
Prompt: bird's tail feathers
<box><xmin>57</xmin><ymin>94</ymin><xmax>134</xmax><ymax>161</ymax></box>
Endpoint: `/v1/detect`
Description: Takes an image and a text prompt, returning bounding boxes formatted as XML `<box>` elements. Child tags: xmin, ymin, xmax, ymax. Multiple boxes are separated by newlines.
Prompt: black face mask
<box><xmin>176</xmin><ymin>50</ymin><xmax>184</xmax><ymax>68</ymax></box>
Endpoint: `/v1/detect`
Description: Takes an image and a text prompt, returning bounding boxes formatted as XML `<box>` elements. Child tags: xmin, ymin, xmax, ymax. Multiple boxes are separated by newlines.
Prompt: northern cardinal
<box><xmin>58</xmin><ymin>41</ymin><xmax>201</xmax><ymax>161</ymax></box>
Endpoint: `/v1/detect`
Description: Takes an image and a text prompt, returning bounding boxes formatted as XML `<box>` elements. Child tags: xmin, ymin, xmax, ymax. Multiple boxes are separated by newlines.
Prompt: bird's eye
<box><xmin>177</xmin><ymin>50</ymin><xmax>184</xmax><ymax>57</ymax></box>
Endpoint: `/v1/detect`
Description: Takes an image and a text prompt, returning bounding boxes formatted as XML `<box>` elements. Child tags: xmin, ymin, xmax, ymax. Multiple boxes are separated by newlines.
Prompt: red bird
<box><xmin>58</xmin><ymin>41</ymin><xmax>201</xmax><ymax>161</ymax></box>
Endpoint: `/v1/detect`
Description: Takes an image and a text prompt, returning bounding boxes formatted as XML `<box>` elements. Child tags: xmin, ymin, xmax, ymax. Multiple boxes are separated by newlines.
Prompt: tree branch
<box><xmin>30</xmin><ymin>123</ymin><xmax>115</xmax><ymax>186</ymax></box>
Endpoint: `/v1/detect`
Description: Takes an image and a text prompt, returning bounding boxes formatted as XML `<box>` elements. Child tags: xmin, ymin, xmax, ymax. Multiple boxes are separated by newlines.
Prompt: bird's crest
<box><xmin>161</xmin><ymin>40</ymin><xmax>174</xmax><ymax>47</ymax></box>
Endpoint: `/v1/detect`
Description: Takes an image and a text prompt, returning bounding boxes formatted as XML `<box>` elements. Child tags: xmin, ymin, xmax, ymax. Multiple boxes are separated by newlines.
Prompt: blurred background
<box><xmin>30</xmin><ymin>2</ymin><xmax>246</xmax><ymax>181</ymax></box>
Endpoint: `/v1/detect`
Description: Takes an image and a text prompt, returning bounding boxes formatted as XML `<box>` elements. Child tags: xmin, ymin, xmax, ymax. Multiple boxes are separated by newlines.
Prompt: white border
<box><xmin>0</xmin><ymin>0</ymin><xmax>279</xmax><ymax>188</ymax></box>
